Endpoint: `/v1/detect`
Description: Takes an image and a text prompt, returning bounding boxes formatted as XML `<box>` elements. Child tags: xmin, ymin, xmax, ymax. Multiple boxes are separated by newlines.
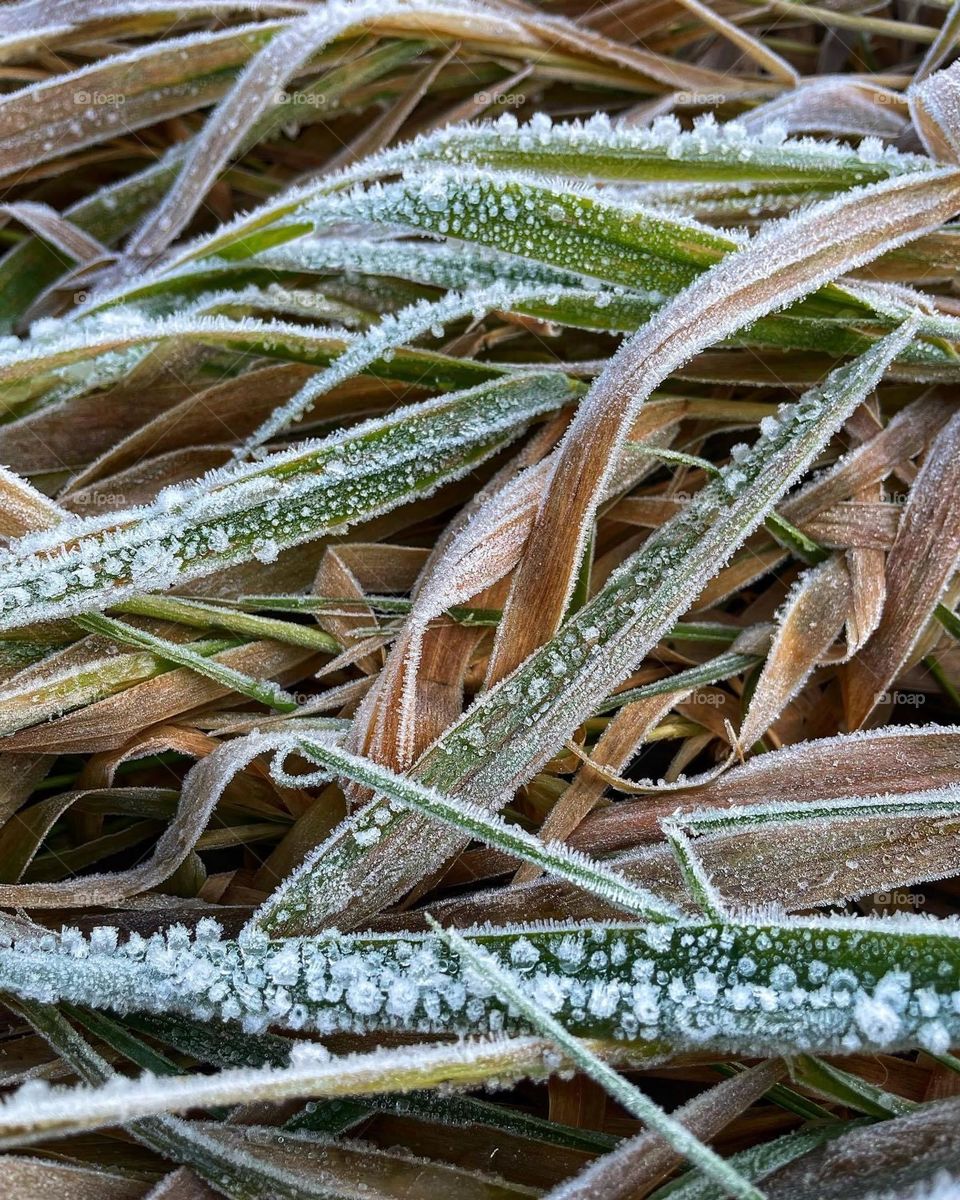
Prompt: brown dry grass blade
<box><xmin>548</xmin><ymin>1059</ymin><xmax>785</xmax><ymax>1200</ymax></box>
<box><xmin>672</xmin><ymin>0</ymin><xmax>798</xmax><ymax>85</ymax></box>
<box><xmin>0</xmin><ymin>378</ymin><xmax>196</xmax><ymax>480</ymax></box>
<box><xmin>0</xmin><ymin>777</ymin><xmax>214</xmax><ymax>907</ymax></box>
<box><xmin>0</xmin><ymin>1156</ymin><xmax>149</xmax><ymax>1199</ymax></box>
<box><xmin>911</xmin><ymin>59</ymin><xmax>960</xmax><ymax>161</ymax></box>
<box><xmin>845</xmin><ymin>534</ymin><xmax>887</xmax><ymax>654</ymax></box>
<box><xmin>781</xmin><ymin>394</ymin><xmax>951</xmax><ymax>524</ymax></box>
<box><xmin>0</xmin><ymin>640</ymin><xmax>315</xmax><ymax>753</ymax></box>
<box><xmin>844</xmin><ymin>410</ymin><xmax>960</xmax><ymax>728</ymax></box>
<box><xmin>0</xmin><ymin>464</ymin><xmax>64</xmax><ymax>537</ymax></box>
<box><xmin>843</xmin><ymin>405</ymin><xmax>891</xmax><ymax>655</ymax></box>
<box><xmin>506</xmin><ymin>0</ymin><xmax>778</xmax><ymax>97</ymax></box>
<box><xmin>738</xmin><ymin>554</ymin><xmax>851</xmax><ymax>749</ymax></box>
<box><xmin>0</xmin><ymin>752</ymin><xmax>52</xmax><ymax>827</ymax></box>
<box><xmin>486</xmin><ymin>167</ymin><xmax>960</xmax><ymax>686</ymax></box>
<box><xmin>126</xmin><ymin>10</ymin><xmax>351</xmax><ymax>260</ymax></box>
<box><xmin>352</xmin><ymin>415</ymin><xmax>571</xmax><ymax>776</ymax></box>
<box><xmin>742</xmin><ymin>78</ymin><xmax>909</xmax><ymax>139</ymax></box>
<box><xmin>64</xmin><ymin>363</ymin><xmax>316</xmax><ymax>492</ymax></box>
<box><xmin>312</xmin><ymin>547</ymin><xmax>385</xmax><ymax>677</ymax></box>
<box><xmin>0</xmin><ymin>23</ymin><xmax>280</xmax><ymax>179</ymax></box>
<box><xmin>802</xmin><ymin>501</ymin><xmax>899</xmax><ymax>552</ymax></box>
<box><xmin>0</xmin><ymin>723</ymin><xmax>281</xmax><ymax>906</ymax></box>
<box><xmin>764</xmin><ymin>1097</ymin><xmax>960</xmax><ymax>1199</ymax></box>
<box><xmin>395</xmin><ymin>796</ymin><xmax>960</xmax><ymax>927</ymax></box>
<box><xmin>0</xmin><ymin>200</ymin><xmax>111</xmax><ymax>266</ymax></box>
<box><xmin>201</xmin><ymin>1122</ymin><xmax>539</xmax><ymax>1199</ymax></box>
<box><xmin>146</xmin><ymin>1168</ymin><xmax>217</xmax><ymax>1200</ymax></box>
<box><xmin>512</xmin><ymin>692</ymin><xmax>680</xmax><ymax>886</ymax></box>
<box><xmin>569</xmin><ymin>724</ymin><xmax>960</xmax><ymax>856</ymax></box>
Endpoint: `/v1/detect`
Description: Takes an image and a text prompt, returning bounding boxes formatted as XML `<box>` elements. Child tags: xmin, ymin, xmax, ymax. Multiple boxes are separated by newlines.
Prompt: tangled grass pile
<box><xmin>3</xmin><ymin>1</ymin><xmax>960</xmax><ymax>1196</ymax></box>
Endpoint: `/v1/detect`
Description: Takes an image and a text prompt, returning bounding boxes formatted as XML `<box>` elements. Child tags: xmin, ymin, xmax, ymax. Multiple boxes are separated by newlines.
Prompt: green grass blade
<box><xmin>0</xmin><ymin>372</ymin><xmax>574</xmax><ymax>630</ymax></box>
<box><xmin>430</xmin><ymin>918</ymin><xmax>763</xmax><ymax>1200</ymax></box>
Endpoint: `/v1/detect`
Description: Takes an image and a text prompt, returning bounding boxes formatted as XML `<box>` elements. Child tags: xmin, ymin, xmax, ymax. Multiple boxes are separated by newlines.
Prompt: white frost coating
<box><xmin>864</xmin><ymin>1175</ymin><xmax>960</xmax><ymax>1200</ymax></box>
<box><xmin>614</xmin><ymin>715</ymin><xmax>960</xmax><ymax>801</ymax></box>
<box><xmin>0</xmin><ymin>1034</ymin><xmax>550</xmax><ymax>1150</ymax></box>
<box><xmin>257</xmin><ymin>236</ymin><xmax>596</xmax><ymax>293</ymax></box>
<box><xmin>741</xmin><ymin>80</ymin><xmax>910</xmax><ymax>140</ymax></box>
<box><xmin>911</xmin><ymin>61</ymin><xmax>960</xmax><ymax>162</ymax></box>
<box><xmin>292</xmin><ymin>167</ymin><xmax>737</xmax><ymax>297</ymax></box>
<box><xmin>655</xmin><ymin>722</ymin><xmax>960</xmax><ymax>792</ymax></box>
<box><xmin>434</xmin><ymin>920</ymin><xmax>763</xmax><ymax>1200</ymax></box>
<box><xmin>1</xmin><ymin>912</ymin><xmax>959</xmax><ymax>1058</ymax></box>
<box><xmin>380</xmin><ymin>109</ymin><xmax>931</xmax><ymax>178</ymax></box>
<box><xmin>238</xmin><ymin>282</ymin><xmax>598</xmax><ymax>453</ymax></box>
<box><xmin>148</xmin><ymin>109</ymin><xmax>936</xmax><ymax>280</ymax></box>
<box><xmin>0</xmin><ymin>372</ymin><xmax>569</xmax><ymax>630</ymax></box>
<box><xmin>1</xmin><ymin>309</ymin><xmax>347</xmax><ymax>383</ymax></box>
<box><xmin>737</xmin><ymin>554</ymin><xmax>851</xmax><ymax>748</ymax></box>
<box><xmin>263</xmin><ymin>732</ymin><xmax>681</xmax><ymax>921</ymax></box>
<box><xmin>359</xmin><ymin>421</ymin><xmax>674</xmax><ymax>772</ymax></box>
<box><xmin>678</xmin><ymin>784</ymin><xmax>960</xmax><ymax>835</ymax></box>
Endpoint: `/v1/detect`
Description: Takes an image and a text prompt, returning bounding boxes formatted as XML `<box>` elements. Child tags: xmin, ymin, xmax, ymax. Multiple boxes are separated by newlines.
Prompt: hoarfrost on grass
<box><xmin>2</xmin><ymin>913</ymin><xmax>960</xmax><ymax>1057</ymax></box>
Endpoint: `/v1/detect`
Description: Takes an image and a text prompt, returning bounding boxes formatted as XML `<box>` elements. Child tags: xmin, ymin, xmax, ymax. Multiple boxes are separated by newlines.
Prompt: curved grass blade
<box><xmin>489</xmin><ymin>164</ymin><xmax>960</xmax><ymax>681</ymax></box>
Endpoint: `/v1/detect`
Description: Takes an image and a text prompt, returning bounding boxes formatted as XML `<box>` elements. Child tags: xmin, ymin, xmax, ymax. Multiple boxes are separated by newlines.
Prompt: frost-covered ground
<box><xmin>1</xmin><ymin>2</ymin><xmax>960</xmax><ymax>1197</ymax></box>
